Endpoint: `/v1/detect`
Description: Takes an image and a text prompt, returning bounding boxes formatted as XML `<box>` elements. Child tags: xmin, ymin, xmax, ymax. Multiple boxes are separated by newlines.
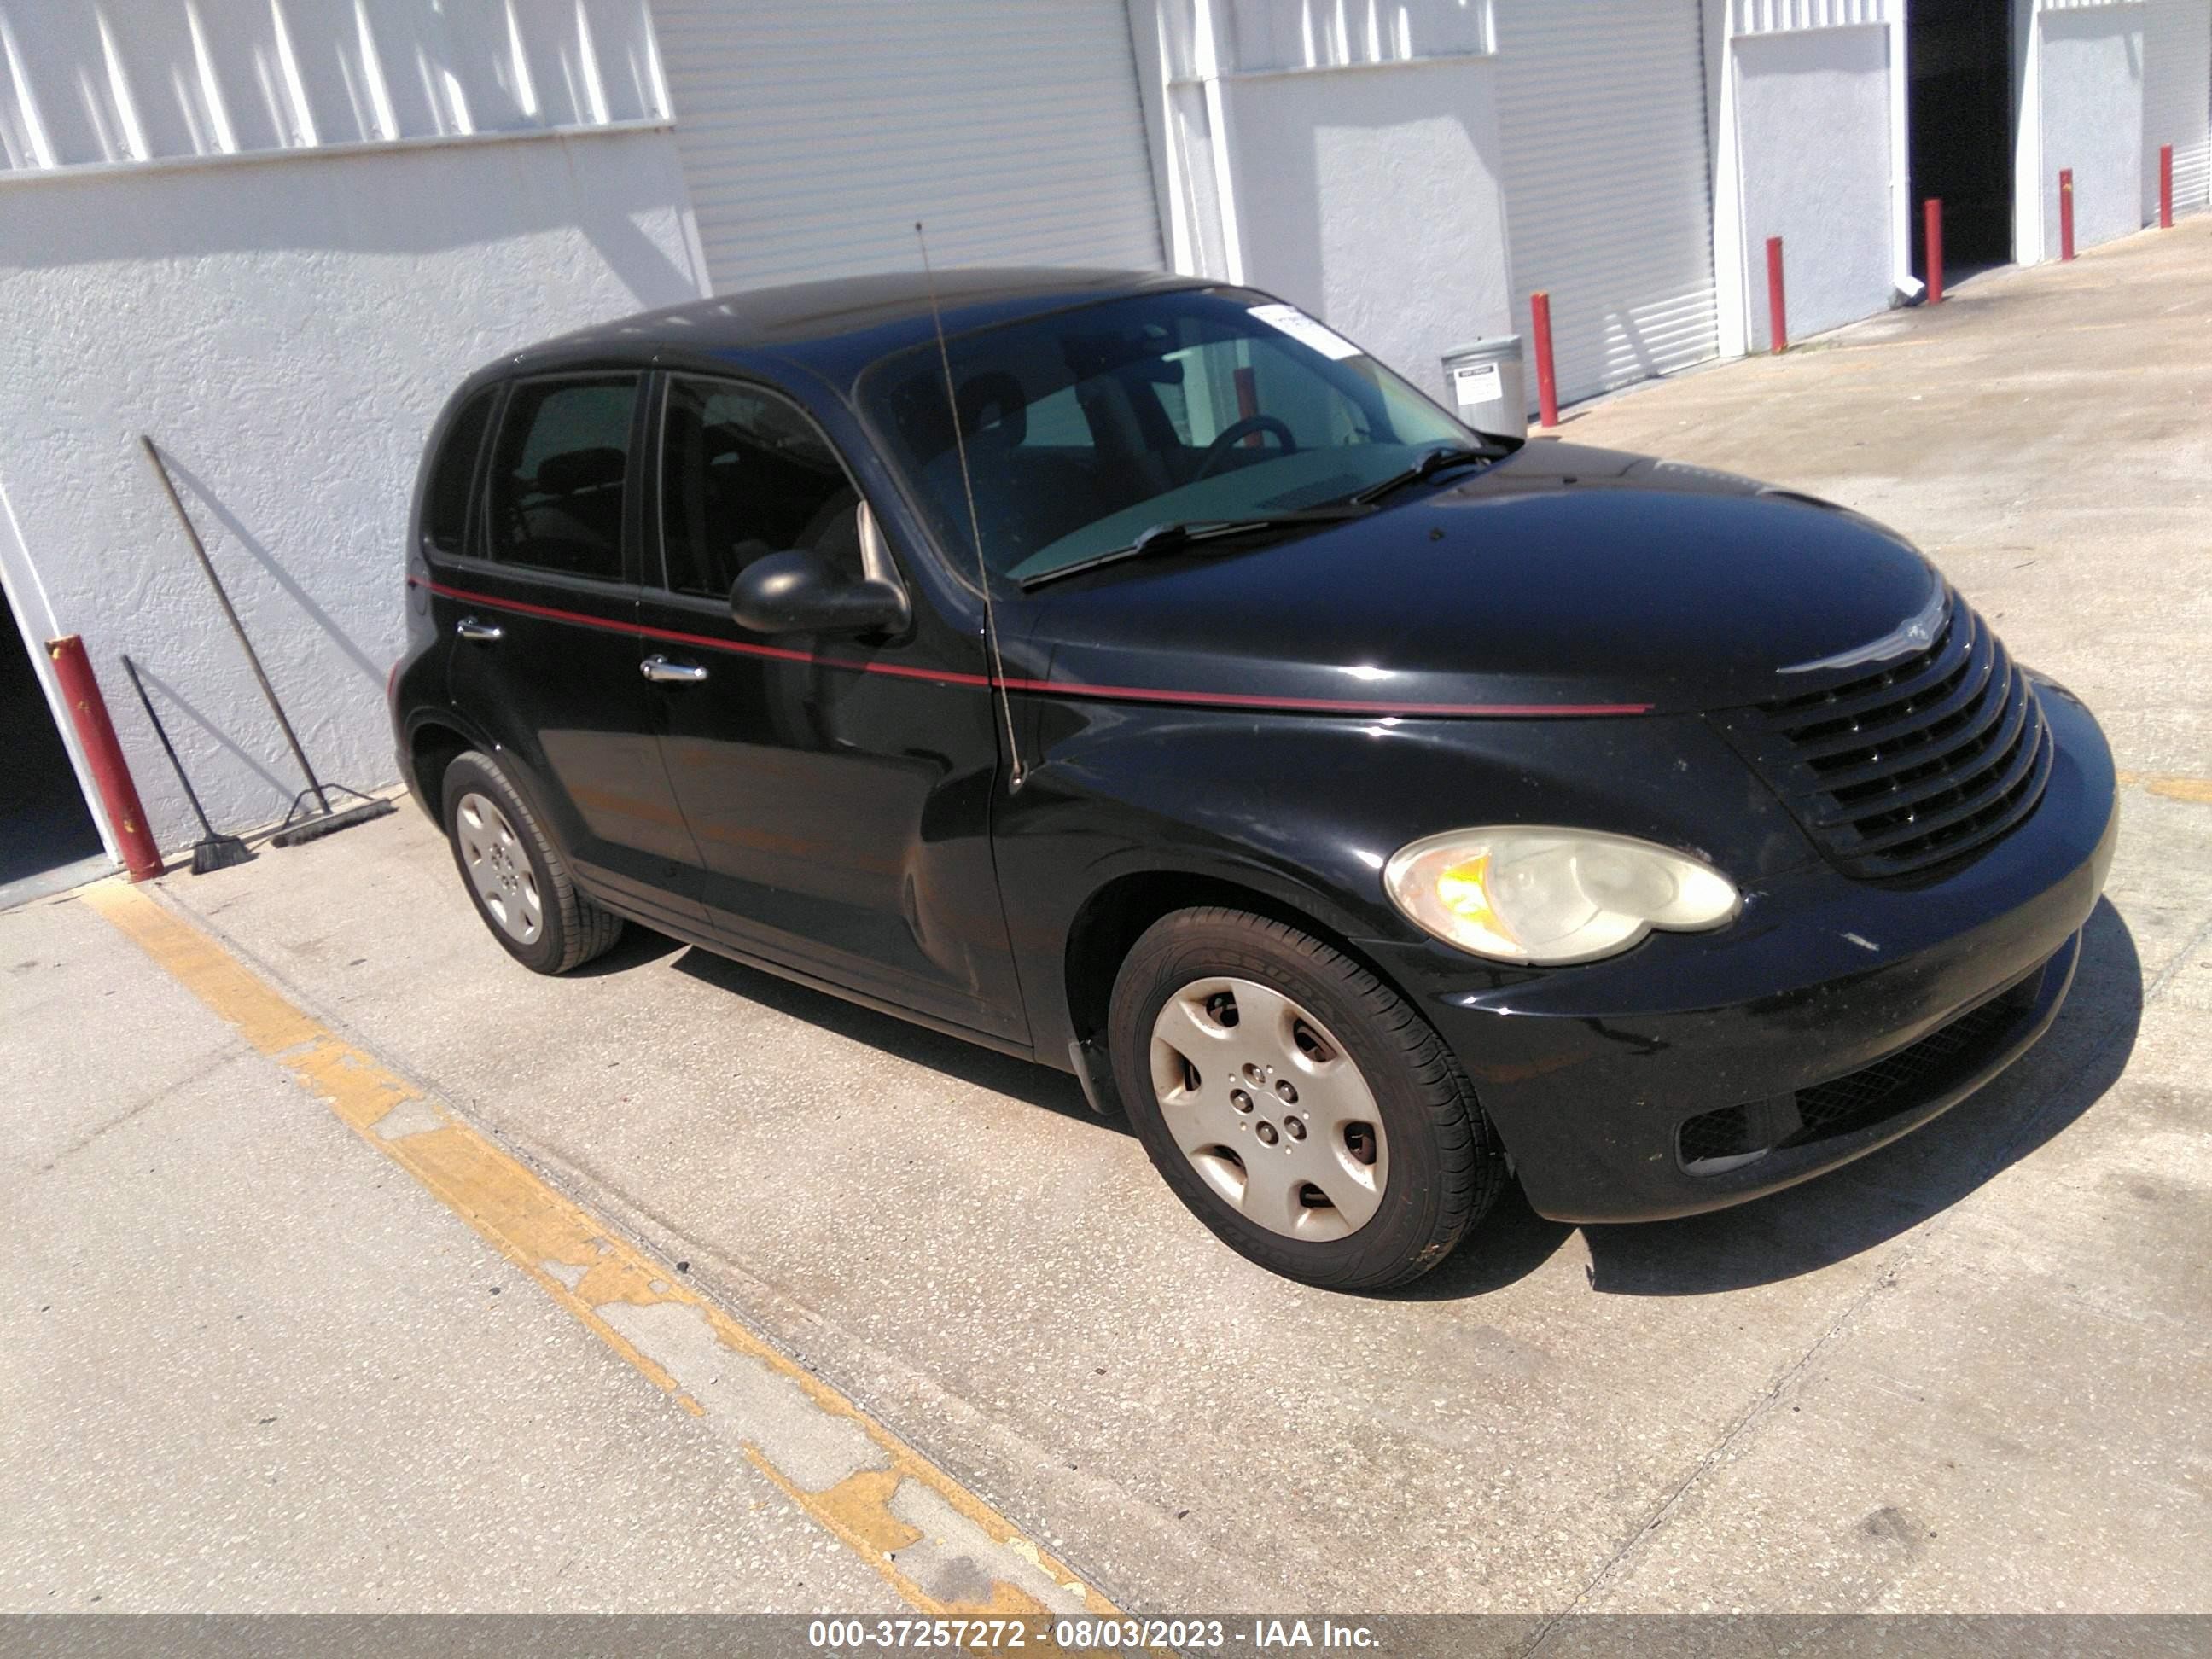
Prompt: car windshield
<box><xmin>857</xmin><ymin>288</ymin><xmax>1477</xmax><ymax>585</ymax></box>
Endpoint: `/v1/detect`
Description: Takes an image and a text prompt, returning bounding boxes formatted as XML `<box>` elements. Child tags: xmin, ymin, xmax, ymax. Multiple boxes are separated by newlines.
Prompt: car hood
<box><xmin>1008</xmin><ymin>441</ymin><xmax>1943</xmax><ymax>718</ymax></box>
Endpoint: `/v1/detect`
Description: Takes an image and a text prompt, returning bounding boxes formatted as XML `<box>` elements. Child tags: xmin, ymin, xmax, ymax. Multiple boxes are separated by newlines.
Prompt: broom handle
<box><xmin>140</xmin><ymin>436</ymin><xmax>333</xmax><ymax>816</ymax></box>
<box><xmin>119</xmin><ymin>653</ymin><xmax>218</xmax><ymax>841</ymax></box>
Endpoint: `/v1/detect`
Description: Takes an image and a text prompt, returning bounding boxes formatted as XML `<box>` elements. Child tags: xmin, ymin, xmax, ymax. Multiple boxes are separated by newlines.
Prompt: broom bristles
<box><xmin>189</xmin><ymin>835</ymin><xmax>254</xmax><ymax>874</ymax></box>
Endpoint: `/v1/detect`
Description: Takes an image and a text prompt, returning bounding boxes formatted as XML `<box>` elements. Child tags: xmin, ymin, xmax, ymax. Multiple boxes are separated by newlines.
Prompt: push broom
<box><xmin>140</xmin><ymin>435</ymin><xmax>395</xmax><ymax>847</ymax></box>
<box><xmin>118</xmin><ymin>654</ymin><xmax>254</xmax><ymax>874</ymax></box>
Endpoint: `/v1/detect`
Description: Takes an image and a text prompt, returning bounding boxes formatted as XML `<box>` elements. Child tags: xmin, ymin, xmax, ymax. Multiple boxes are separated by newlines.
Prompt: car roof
<box><xmin>492</xmin><ymin>266</ymin><xmax>1216</xmax><ymax>393</ymax></box>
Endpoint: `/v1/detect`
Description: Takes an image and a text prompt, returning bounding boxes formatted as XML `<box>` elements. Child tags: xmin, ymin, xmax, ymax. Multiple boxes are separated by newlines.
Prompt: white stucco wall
<box><xmin>0</xmin><ymin>128</ymin><xmax>707</xmax><ymax>856</ymax></box>
<box><xmin>1133</xmin><ymin>1</ymin><xmax>1516</xmax><ymax>397</ymax></box>
<box><xmin>1214</xmin><ymin>58</ymin><xmax>1516</xmax><ymax>396</ymax></box>
<box><xmin>2038</xmin><ymin>4</ymin><xmax>2148</xmax><ymax>253</ymax></box>
<box><xmin>1733</xmin><ymin>24</ymin><xmax>1897</xmax><ymax>350</ymax></box>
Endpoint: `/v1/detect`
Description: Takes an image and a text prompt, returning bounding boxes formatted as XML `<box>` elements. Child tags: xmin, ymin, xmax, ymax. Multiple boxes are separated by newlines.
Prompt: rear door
<box><xmin>438</xmin><ymin>372</ymin><xmax>706</xmax><ymax>934</ymax></box>
<box><xmin>637</xmin><ymin>370</ymin><xmax>1025</xmax><ymax>1041</ymax></box>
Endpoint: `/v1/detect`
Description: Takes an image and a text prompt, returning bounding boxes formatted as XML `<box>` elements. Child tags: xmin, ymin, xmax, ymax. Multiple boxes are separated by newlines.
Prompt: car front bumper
<box><xmin>1355</xmin><ymin>683</ymin><xmax>2119</xmax><ymax>1224</ymax></box>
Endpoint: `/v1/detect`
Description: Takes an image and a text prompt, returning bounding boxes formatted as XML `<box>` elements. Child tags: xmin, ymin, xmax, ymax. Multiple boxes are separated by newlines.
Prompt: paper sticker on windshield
<box><xmin>1249</xmin><ymin>303</ymin><xmax>1362</xmax><ymax>361</ymax></box>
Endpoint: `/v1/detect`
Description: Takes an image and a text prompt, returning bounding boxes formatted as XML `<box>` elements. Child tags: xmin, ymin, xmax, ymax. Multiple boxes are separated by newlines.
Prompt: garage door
<box><xmin>2143</xmin><ymin>0</ymin><xmax>2212</xmax><ymax>220</ymax></box>
<box><xmin>651</xmin><ymin>0</ymin><xmax>1164</xmax><ymax>294</ymax></box>
<box><xmin>1492</xmin><ymin>0</ymin><xmax>1720</xmax><ymax>407</ymax></box>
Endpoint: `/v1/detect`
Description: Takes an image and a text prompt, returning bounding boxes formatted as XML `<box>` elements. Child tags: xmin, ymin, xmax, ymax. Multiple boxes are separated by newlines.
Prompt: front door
<box><xmin>438</xmin><ymin>372</ymin><xmax>705</xmax><ymax>934</ymax></box>
<box><xmin>637</xmin><ymin>372</ymin><xmax>1024</xmax><ymax>1041</ymax></box>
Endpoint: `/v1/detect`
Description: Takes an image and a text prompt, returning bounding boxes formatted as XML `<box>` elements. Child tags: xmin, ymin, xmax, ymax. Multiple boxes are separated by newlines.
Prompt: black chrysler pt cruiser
<box><xmin>391</xmin><ymin>269</ymin><xmax>2117</xmax><ymax>1289</ymax></box>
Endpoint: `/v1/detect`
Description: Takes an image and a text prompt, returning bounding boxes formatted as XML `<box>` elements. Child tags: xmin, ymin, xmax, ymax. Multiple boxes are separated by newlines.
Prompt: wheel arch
<box><xmin>1060</xmin><ymin>868</ymin><xmax>1412</xmax><ymax>1055</ymax></box>
<box><xmin>405</xmin><ymin>718</ymin><xmax>473</xmax><ymax>818</ymax></box>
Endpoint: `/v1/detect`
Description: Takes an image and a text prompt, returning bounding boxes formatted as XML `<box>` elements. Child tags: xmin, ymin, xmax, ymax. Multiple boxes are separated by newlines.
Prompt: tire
<box><xmin>439</xmin><ymin>750</ymin><xmax>623</xmax><ymax>975</ymax></box>
<box><xmin>1107</xmin><ymin>906</ymin><xmax>1503</xmax><ymax>1290</ymax></box>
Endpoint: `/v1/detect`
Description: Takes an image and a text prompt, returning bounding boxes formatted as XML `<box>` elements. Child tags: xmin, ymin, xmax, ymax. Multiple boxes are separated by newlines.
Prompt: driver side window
<box><xmin>661</xmin><ymin>376</ymin><xmax>862</xmax><ymax>600</ymax></box>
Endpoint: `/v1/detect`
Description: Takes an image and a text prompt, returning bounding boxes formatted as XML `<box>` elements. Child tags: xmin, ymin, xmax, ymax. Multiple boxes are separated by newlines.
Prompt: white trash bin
<box><xmin>1441</xmin><ymin>337</ymin><xmax>1528</xmax><ymax>440</ymax></box>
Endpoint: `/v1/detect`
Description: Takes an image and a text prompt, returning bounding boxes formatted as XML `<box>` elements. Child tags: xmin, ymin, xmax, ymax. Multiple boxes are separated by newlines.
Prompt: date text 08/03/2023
<box><xmin>805</xmin><ymin>1618</ymin><xmax>1382</xmax><ymax>1651</ymax></box>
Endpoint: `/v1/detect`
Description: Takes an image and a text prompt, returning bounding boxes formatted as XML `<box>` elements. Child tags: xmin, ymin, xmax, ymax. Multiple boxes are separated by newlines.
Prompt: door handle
<box><xmin>641</xmin><ymin>655</ymin><xmax>709</xmax><ymax>684</ymax></box>
<box><xmin>455</xmin><ymin>616</ymin><xmax>504</xmax><ymax>643</ymax></box>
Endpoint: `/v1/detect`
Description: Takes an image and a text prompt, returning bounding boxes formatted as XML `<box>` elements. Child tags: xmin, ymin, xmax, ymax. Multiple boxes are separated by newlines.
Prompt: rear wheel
<box><xmin>440</xmin><ymin>750</ymin><xmax>622</xmax><ymax>975</ymax></box>
<box><xmin>1107</xmin><ymin>906</ymin><xmax>1502</xmax><ymax>1289</ymax></box>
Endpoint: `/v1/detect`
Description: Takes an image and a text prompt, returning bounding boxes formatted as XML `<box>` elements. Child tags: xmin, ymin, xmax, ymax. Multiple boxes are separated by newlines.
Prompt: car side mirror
<box><xmin>730</xmin><ymin>550</ymin><xmax>911</xmax><ymax>637</ymax></box>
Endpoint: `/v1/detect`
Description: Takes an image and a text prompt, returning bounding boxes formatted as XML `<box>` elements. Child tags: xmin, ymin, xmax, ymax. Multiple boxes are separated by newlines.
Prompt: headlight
<box><xmin>1383</xmin><ymin>827</ymin><xmax>1739</xmax><ymax>965</ymax></box>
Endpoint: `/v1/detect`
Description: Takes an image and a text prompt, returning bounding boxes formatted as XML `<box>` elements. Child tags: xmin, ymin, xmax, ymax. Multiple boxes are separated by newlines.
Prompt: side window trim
<box><xmin>420</xmin><ymin>381</ymin><xmax>504</xmax><ymax>565</ymax></box>
<box><xmin>642</xmin><ymin>370</ymin><xmax>678</xmax><ymax>595</ymax></box>
<box><xmin>622</xmin><ymin>369</ymin><xmax>660</xmax><ymax>591</ymax></box>
<box><xmin>462</xmin><ymin>381</ymin><xmax>508</xmax><ymax>565</ymax></box>
<box><xmin>651</xmin><ymin>370</ymin><xmax>905</xmax><ymax>608</ymax></box>
<box><xmin>470</xmin><ymin>370</ymin><xmax>645</xmax><ymax>591</ymax></box>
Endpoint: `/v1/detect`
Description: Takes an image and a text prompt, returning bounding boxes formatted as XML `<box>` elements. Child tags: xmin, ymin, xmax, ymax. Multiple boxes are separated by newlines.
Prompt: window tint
<box><xmin>485</xmin><ymin>376</ymin><xmax>639</xmax><ymax>581</ymax></box>
<box><xmin>1016</xmin><ymin>383</ymin><xmax>1091</xmax><ymax>448</ymax></box>
<box><xmin>422</xmin><ymin>387</ymin><xmax>497</xmax><ymax>557</ymax></box>
<box><xmin>661</xmin><ymin>377</ymin><xmax>861</xmax><ymax>600</ymax></box>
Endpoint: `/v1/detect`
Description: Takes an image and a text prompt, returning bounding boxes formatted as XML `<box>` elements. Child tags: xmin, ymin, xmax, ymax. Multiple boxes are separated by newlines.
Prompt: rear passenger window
<box><xmin>486</xmin><ymin>376</ymin><xmax>639</xmax><ymax>581</ymax></box>
<box><xmin>422</xmin><ymin>388</ymin><xmax>496</xmax><ymax>557</ymax></box>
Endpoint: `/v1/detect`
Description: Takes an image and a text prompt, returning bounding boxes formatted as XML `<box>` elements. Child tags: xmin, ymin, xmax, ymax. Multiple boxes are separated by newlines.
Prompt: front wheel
<box><xmin>1107</xmin><ymin>907</ymin><xmax>1503</xmax><ymax>1289</ymax></box>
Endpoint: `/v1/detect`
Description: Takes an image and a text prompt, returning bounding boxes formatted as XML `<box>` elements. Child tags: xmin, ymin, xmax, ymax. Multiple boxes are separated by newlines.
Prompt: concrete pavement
<box><xmin>4</xmin><ymin>217</ymin><xmax>2209</xmax><ymax>1620</ymax></box>
<box><xmin>0</xmin><ymin>890</ymin><xmax>906</xmax><ymax>1613</ymax></box>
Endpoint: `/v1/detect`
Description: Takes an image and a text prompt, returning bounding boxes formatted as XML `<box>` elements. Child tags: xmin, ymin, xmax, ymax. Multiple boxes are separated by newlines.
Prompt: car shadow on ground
<box><xmin>567</xmin><ymin>923</ymin><xmax>689</xmax><ymax>977</ymax></box>
<box><xmin>666</xmin><ymin>942</ymin><xmax>1125</xmax><ymax>1130</ymax></box>
<box><xmin>612</xmin><ymin>898</ymin><xmax>2141</xmax><ymax>1297</ymax></box>
<box><xmin>1402</xmin><ymin>896</ymin><xmax>2143</xmax><ymax>1301</ymax></box>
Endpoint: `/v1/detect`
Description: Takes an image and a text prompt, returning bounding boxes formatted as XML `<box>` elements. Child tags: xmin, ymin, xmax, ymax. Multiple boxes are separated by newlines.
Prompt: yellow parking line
<box><xmin>84</xmin><ymin>878</ymin><xmax>1118</xmax><ymax>1623</ymax></box>
<box><xmin>2117</xmin><ymin>771</ymin><xmax>2212</xmax><ymax>805</ymax></box>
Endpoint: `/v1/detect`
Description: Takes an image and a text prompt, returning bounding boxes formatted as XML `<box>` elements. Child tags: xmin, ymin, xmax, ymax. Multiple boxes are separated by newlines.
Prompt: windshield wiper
<box><xmin>1347</xmin><ymin>443</ymin><xmax>1510</xmax><ymax>507</ymax></box>
<box><xmin>1017</xmin><ymin>506</ymin><xmax>1374</xmax><ymax>591</ymax></box>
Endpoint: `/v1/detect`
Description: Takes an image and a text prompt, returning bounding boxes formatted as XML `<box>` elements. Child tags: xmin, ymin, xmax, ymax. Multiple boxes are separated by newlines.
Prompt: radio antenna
<box><xmin>915</xmin><ymin>220</ymin><xmax>1025</xmax><ymax>791</ymax></box>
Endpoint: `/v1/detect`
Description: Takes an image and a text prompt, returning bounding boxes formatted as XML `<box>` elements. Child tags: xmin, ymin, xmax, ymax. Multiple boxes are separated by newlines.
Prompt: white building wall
<box><xmin>0</xmin><ymin>0</ymin><xmax>668</xmax><ymax>167</ymax></box>
<box><xmin>1492</xmin><ymin>0</ymin><xmax>1720</xmax><ymax>405</ymax></box>
<box><xmin>2142</xmin><ymin>0</ymin><xmax>2212</xmax><ymax>218</ymax></box>
<box><xmin>1707</xmin><ymin>0</ymin><xmax>1908</xmax><ymax>360</ymax></box>
<box><xmin>0</xmin><ymin>6</ymin><xmax>706</xmax><ymax>859</ymax></box>
<box><xmin>1728</xmin><ymin>0</ymin><xmax>1893</xmax><ymax>27</ymax></box>
<box><xmin>2037</xmin><ymin>1</ymin><xmax>2148</xmax><ymax>253</ymax></box>
<box><xmin>1138</xmin><ymin>0</ymin><xmax>1515</xmax><ymax>399</ymax></box>
<box><xmin>1733</xmin><ymin>25</ymin><xmax>1899</xmax><ymax>349</ymax></box>
<box><xmin>654</xmin><ymin>0</ymin><xmax>1162</xmax><ymax>294</ymax></box>
<box><xmin>1210</xmin><ymin>60</ymin><xmax>1515</xmax><ymax>397</ymax></box>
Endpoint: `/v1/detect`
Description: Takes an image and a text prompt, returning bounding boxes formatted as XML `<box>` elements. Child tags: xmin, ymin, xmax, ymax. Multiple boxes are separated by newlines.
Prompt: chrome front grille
<box><xmin>1717</xmin><ymin>595</ymin><xmax>2053</xmax><ymax>880</ymax></box>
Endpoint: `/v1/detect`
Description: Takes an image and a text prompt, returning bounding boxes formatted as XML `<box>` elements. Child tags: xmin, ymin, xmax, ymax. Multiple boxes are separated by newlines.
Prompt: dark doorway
<box><xmin>1</xmin><ymin>590</ymin><xmax>104</xmax><ymax>895</ymax></box>
<box><xmin>1910</xmin><ymin>0</ymin><xmax>2017</xmax><ymax>279</ymax></box>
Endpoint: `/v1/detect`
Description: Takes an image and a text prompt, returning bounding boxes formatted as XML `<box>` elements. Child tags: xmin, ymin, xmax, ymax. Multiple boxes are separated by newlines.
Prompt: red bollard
<box><xmin>1232</xmin><ymin>365</ymin><xmax>1261</xmax><ymax>446</ymax></box>
<box><xmin>1924</xmin><ymin>199</ymin><xmax>1944</xmax><ymax>306</ymax></box>
<box><xmin>2059</xmin><ymin>169</ymin><xmax>2075</xmax><ymax>260</ymax></box>
<box><xmin>2160</xmin><ymin>144</ymin><xmax>2174</xmax><ymax>229</ymax></box>
<box><xmin>1766</xmin><ymin>236</ymin><xmax>1788</xmax><ymax>354</ymax></box>
<box><xmin>1529</xmin><ymin>290</ymin><xmax>1560</xmax><ymax>429</ymax></box>
<box><xmin>45</xmin><ymin>634</ymin><xmax>161</xmax><ymax>881</ymax></box>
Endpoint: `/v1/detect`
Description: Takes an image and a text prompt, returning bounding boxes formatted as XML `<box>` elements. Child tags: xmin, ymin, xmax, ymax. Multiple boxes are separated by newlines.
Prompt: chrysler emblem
<box><xmin>1778</xmin><ymin>588</ymin><xmax>1947</xmax><ymax>675</ymax></box>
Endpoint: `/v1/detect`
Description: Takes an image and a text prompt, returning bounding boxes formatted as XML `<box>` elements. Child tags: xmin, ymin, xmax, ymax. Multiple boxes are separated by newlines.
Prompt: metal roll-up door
<box><xmin>651</xmin><ymin>0</ymin><xmax>1165</xmax><ymax>294</ymax></box>
<box><xmin>1492</xmin><ymin>0</ymin><xmax>1720</xmax><ymax>407</ymax></box>
<box><xmin>2143</xmin><ymin>0</ymin><xmax>2212</xmax><ymax>220</ymax></box>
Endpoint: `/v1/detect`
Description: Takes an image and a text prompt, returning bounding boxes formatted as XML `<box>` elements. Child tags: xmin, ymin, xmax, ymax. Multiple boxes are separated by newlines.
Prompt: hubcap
<box><xmin>455</xmin><ymin>792</ymin><xmax>543</xmax><ymax>946</ymax></box>
<box><xmin>1148</xmin><ymin>977</ymin><xmax>1389</xmax><ymax>1242</ymax></box>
